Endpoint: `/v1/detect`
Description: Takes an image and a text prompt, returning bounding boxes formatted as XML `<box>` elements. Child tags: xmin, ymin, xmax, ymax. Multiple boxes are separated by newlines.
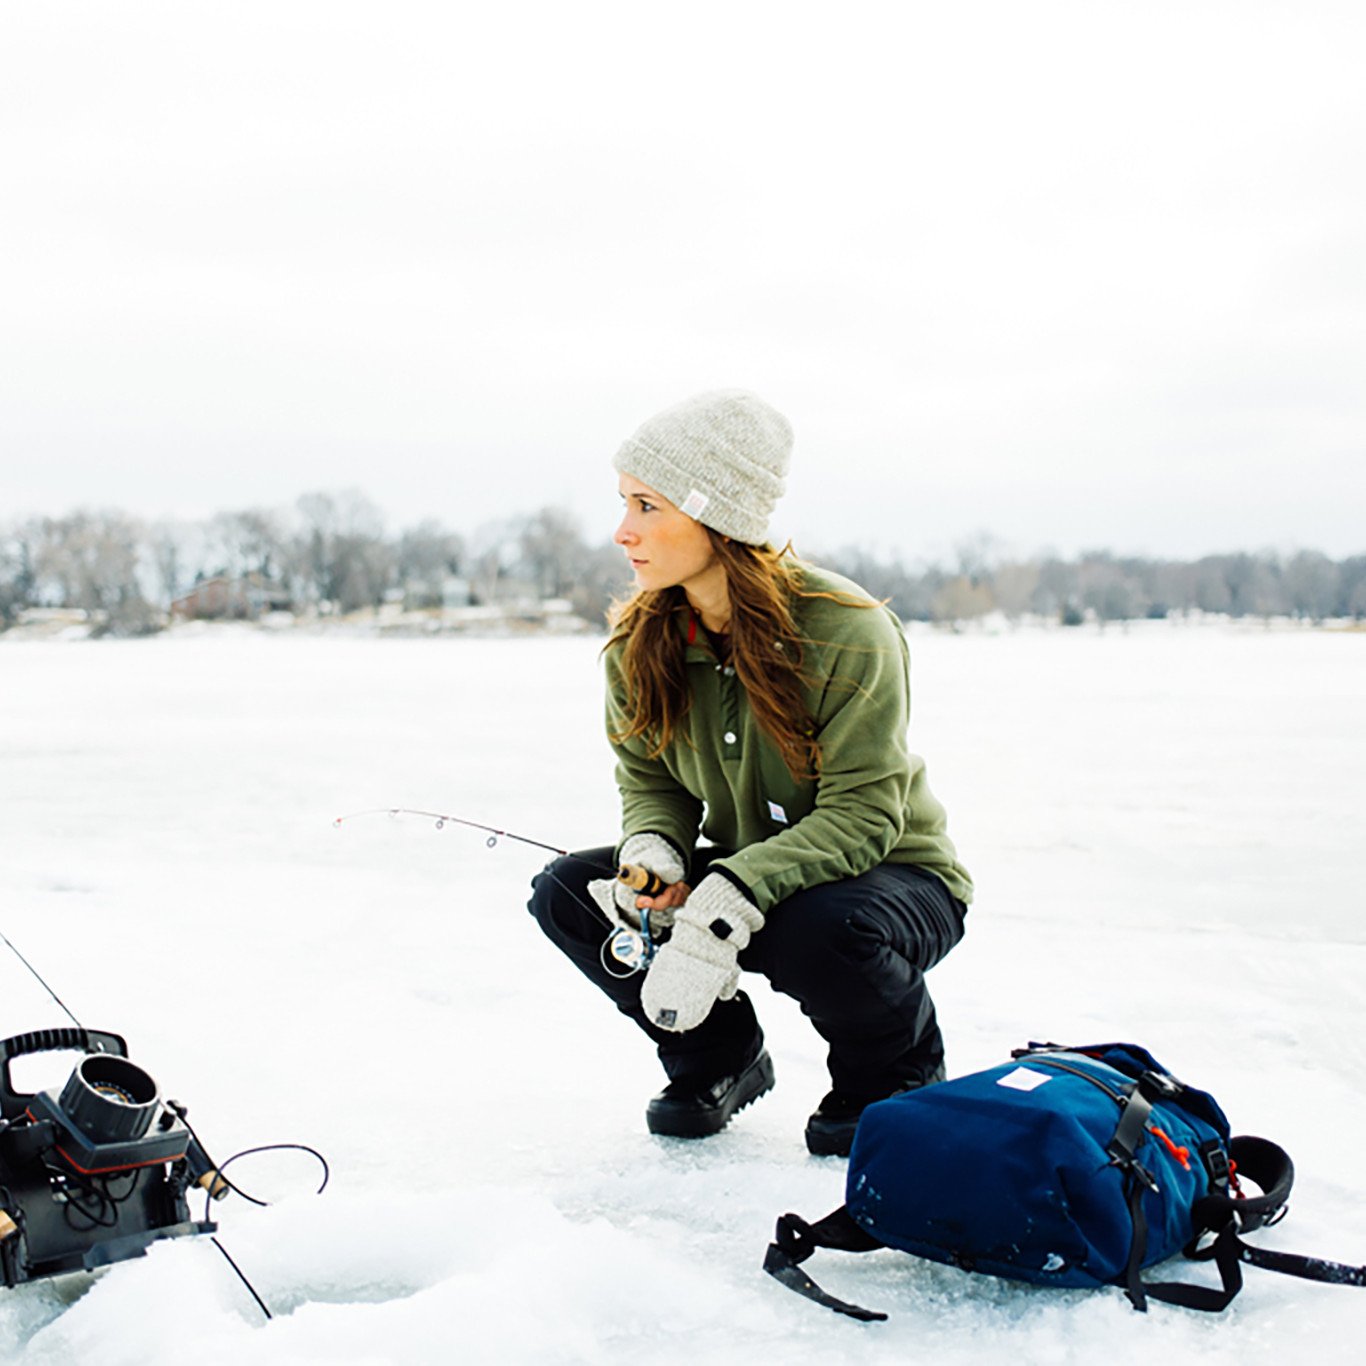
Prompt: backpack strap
<box><xmin>1193</xmin><ymin>1134</ymin><xmax>1294</xmax><ymax>1234</ymax></box>
<box><xmin>1125</xmin><ymin>1181</ymin><xmax>1246</xmax><ymax>1312</ymax></box>
<box><xmin>1120</xmin><ymin>1129</ymin><xmax>1283</xmax><ymax>1312</ymax></box>
<box><xmin>1232</xmin><ymin>1239</ymin><xmax>1366</xmax><ymax>1287</ymax></box>
<box><xmin>1190</xmin><ymin>1136</ymin><xmax>1365</xmax><ymax>1289</ymax></box>
<box><xmin>1071</xmin><ymin>1076</ymin><xmax>1278</xmax><ymax>1313</ymax></box>
<box><xmin>1135</xmin><ymin>1133</ymin><xmax>1364</xmax><ymax>1307</ymax></box>
<box><xmin>762</xmin><ymin>1207</ymin><xmax>888</xmax><ymax>1322</ymax></box>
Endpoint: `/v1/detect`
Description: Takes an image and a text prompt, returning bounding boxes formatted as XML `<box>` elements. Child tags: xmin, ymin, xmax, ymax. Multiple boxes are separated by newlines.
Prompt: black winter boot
<box><xmin>646</xmin><ymin>1050</ymin><xmax>775</xmax><ymax>1138</ymax></box>
<box><xmin>804</xmin><ymin>1063</ymin><xmax>947</xmax><ymax>1157</ymax></box>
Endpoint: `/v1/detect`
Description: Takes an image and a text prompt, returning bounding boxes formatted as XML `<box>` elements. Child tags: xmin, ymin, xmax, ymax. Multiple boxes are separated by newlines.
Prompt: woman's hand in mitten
<box><xmin>640</xmin><ymin>874</ymin><xmax>764</xmax><ymax>1032</ymax></box>
<box><xmin>586</xmin><ymin>832</ymin><xmax>686</xmax><ymax>931</ymax></box>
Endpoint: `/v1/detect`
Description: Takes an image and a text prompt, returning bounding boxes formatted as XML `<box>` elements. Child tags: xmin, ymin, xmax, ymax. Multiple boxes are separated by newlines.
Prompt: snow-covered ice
<box><xmin>1</xmin><ymin>623</ymin><xmax>1363</xmax><ymax>1364</ymax></box>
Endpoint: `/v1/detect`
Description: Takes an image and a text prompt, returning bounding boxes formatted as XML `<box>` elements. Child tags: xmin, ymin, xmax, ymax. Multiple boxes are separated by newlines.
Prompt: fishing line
<box><xmin>0</xmin><ymin>929</ymin><xmax>84</xmax><ymax>1029</ymax></box>
<box><xmin>334</xmin><ymin>809</ymin><xmax>665</xmax><ymax>973</ymax></box>
<box><xmin>166</xmin><ymin>1101</ymin><xmax>331</xmax><ymax>1220</ymax></box>
<box><xmin>335</xmin><ymin>806</ymin><xmax>625</xmax><ymax>923</ymax></box>
<box><xmin>211</xmin><ymin>1237</ymin><xmax>273</xmax><ymax>1321</ymax></box>
<box><xmin>166</xmin><ymin>1104</ymin><xmax>330</xmax><ymax>1322</ymax></box>
<box><xmin>202</xmin><ymin>1143</ymin><xmax>331</xmax><ymax>1218</ymax></box>
<box><xmin>205</xmin><ymin>1144</ymin><xmax>331</xmax><ymax>1321</ymax></box>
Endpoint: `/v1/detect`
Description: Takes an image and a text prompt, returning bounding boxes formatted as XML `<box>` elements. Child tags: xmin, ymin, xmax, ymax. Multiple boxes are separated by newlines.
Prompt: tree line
<box><xmin>2</xmin><ymin>491</ymin><xmax>1362</xmax><ymax>636</ymax></box>
<box><xmin>822</xmin><ymin>539</ymin><xmax>1366</xmax><ymax>628</ymax></box>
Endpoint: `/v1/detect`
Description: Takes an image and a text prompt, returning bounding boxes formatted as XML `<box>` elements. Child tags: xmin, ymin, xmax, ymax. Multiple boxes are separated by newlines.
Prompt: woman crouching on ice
<box><xmin>529</xmin><ymin>390</ymin><xmax>972</xmax><ymax>1157</ymax></box>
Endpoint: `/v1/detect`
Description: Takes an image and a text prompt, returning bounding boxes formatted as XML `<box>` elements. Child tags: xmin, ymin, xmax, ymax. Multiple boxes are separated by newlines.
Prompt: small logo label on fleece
<box><xmin>767</xmin><ymin>801</ymin><xmax>788</xmax><ymax>824</ymax></box>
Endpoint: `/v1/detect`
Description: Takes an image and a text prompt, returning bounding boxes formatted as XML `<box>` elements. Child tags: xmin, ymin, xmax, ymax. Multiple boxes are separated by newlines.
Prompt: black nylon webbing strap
<box><xmin>1237</xmin><ymin>1239</ymin><xmax>1366</xmax><ymax>1287</ymax></box>
<box><xmin>763</xmin><ymin>1209</ymin><xmax>888</xmax><ymax>1322</ymax></box>
<box><xmin>1108</xmin><ymin>1082</ymin><xmax>1159</xmax><ymax>1311</ymax></box>
<box><xmin>1123</xmin><ymin>1173</ymin><xmax>1153</xmax><ymax>1311</ymax></box>
<box><xmin>1139</xmin><ymin>1225</ymin><xmax>1245</xmax><ymax>1312</ymax></box>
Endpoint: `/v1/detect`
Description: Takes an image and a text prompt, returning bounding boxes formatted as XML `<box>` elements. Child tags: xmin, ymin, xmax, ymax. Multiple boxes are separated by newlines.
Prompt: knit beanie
<box><xmin>613</xmin><ymin>390</ymin><xmax>793</xmax><ymax>545</ymax></box>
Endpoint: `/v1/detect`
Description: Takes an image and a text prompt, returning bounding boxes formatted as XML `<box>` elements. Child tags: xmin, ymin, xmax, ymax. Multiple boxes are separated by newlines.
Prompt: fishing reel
<box><xmin>606</xmin><ymin>910</ymin><xmax>659</xmax><ymax>972</ymax></box>
<box><xmin>604</xmin><ymin>862</ymin><xmax>674</xmax><ymax>974</ymax></box>
<box><xmin>0</xmin><ymin>1028</ymin><xmax>225</xmax><ymax>1288</ymax></box>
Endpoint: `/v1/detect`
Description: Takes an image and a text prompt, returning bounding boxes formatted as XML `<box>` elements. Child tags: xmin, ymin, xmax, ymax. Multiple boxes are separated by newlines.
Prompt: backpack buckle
<box><xmin>1199</xmin><ymin>1139</ymin><xmax>1232</xmax><ymax>1190</ymax></box>
<box><xmin>1114</xmin><ymin>1156</ymin><xmax>1161</xmax><ymax>1193</ymax></box>
<box><xmin>1137</xmin><ymin>1069</ymin><xmax>1182</xmax><ymax>1100</ymax></box>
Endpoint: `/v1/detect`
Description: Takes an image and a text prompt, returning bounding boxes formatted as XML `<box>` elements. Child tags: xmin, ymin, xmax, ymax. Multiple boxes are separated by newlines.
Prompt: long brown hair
<box><xmin>606</xmin><ymin>532</ymin><xmax>822</xmax><ymax>781</ymax></box>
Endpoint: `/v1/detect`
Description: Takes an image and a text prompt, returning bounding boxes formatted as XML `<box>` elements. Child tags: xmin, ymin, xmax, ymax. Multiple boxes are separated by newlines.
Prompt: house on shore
<box><xmin>170</xmin><ymin>574</ymin><xmax>291</xmax><ymax>621</ymax></box>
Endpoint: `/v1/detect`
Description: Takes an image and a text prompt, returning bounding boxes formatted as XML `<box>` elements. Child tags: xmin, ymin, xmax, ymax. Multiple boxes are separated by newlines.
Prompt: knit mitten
<box><xmin>587</xmin><ymin>832</ymin><xmax>686</xmax><ymax>931</ymax></box>
<box><xmin>641</xmin><ymin>874</ymin><xmax>765</xmax><ymax>1032</ymax></box>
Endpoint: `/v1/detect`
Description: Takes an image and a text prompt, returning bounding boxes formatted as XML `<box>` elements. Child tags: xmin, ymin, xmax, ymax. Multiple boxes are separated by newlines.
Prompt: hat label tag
<box><xmin>679</xmin><ymin>489</ymin><xmax>710</xmax><ymax>520</ymax></box>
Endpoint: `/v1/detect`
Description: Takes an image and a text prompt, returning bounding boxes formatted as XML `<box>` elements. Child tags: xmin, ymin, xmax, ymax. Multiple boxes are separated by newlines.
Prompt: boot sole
<box><xmin>647</xmin><ymin>1051</ymin><xmax>776</xmax><ymax>1138</ymax></box>
<box><xmin>804</xmin><ymin>1116</ymin><xmax>857</xmax><ymax>1158</ymax></box>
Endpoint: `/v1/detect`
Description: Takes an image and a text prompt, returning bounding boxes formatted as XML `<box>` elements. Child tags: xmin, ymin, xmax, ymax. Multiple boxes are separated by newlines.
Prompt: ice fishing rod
<box><xmin>332</xmin><ymin>807</ymin><xmax>670</xmax><ymax>897</ymax></box>
<box><xmin>333</xmin><ymin>807</ymin><xmax>674</xmax><ymax>975</ymax></box>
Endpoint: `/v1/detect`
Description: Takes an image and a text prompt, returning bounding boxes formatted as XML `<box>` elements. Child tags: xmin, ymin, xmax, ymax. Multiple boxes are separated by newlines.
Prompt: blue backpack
<box><xmin>765</xmin><ymin>1042</ymin><xmax>1365</xmax><ymax>1318</ymax></box>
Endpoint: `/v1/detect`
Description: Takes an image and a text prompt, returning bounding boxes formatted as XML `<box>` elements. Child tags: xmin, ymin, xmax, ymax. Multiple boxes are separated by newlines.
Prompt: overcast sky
<box><xmin>3</xmin><ymin>1</ymin><xmax>1363</xmax><ymax>563</ymax></box>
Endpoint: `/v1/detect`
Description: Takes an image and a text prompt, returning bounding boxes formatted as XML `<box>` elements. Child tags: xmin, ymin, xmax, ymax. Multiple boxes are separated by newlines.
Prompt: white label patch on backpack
<box><xmin>997</xmin><ymin>1067</ymin><xmax>1053</xmax><ymax>1092</ymax></box>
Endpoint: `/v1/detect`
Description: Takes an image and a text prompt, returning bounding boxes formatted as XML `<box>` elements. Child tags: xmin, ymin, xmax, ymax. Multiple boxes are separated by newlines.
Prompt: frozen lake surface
<box><xmin>2</xmin><ymin>623</ymin><xmax>1364</xmax><ymax>1363</ymax></box>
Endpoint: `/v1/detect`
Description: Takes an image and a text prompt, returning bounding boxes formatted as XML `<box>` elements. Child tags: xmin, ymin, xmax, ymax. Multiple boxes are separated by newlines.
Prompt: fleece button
<box><xmin>723</xmin><ymin>731</ymin><xmax>737</xmax><ymax>744</ymax></box>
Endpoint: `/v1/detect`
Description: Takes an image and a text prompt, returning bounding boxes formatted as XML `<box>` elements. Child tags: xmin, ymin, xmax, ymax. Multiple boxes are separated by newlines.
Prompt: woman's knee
<box><xmin>528</xmin><ymin>854</ymin><xmax>581</xmax><ymax>930</ymax></box>
<box><xmin>747</xmin><ymin>871</ymin><xmax>961</xmax><ymax>1009</ymax></box>
<box><xmin>749</xmin><ymin>895</ymin><xmax>879</xmax><ymax>1003</ymax></box>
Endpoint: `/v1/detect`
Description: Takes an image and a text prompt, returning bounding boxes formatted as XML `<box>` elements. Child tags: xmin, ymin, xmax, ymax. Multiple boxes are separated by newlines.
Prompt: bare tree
<box><xmin>1077</xmin><ymin>553</ymin><xmax>1143</xmax><ymax>625</ymax></box>
<box><xmin>990</xmin><ymin>560</ymin><xmax>1041</xmax><ymax>623</ymax></box>
<box><xmin>292</xmin><ymin>490</ymin><xmax>393</xmax><ymax>613</ymax></box>
<box><xmin>31</xmin><ymin>510</ymin><xmax>160</xmax><ymax>635</ymax></box>
<box><xmin>818</xmin><ymin>547</ymin><xmax>940</xmax><ymax>620</ymax></box>
<box><xmin>954</xmin><ymin>531</ymin><xmax>1003</xmax><ymax>582</ymax></box>
<box><xmin>396</xmin><ymin>520</ymin><xmax>465</xmax><ymax>605</ymax></box>
<box><xmin>145</xmin><ymin>518</ymin><xmax>215</xmax><ymax>605</ymax></box>
<box><xmin>517</xmin><ymin>507</ymin><xmax>588</xmax><ymax>600</ymax></box>
<box><xmin>206</xmin><ymin>508</ymin><xmax>290</xmax><ymax>582</ymax></box>
<box><xmin>1190</xmin><ymin>557</ymin><xmax>1235</xmax><ymax>615</ymax></box>
<box><xmin>1283</xmin><ymin>550</ymin><xmax>1339</xmax><ymax>622</ymax></box>
<box><xmin>1029</xmin><ymin>556</ymin><xmax>1074</xmax><ymax>620</ymax></box>
<box><xmin>567</xmin><ymin>540</ymin><xmax>632</xmax><ymax>626</ymax></box>
<box><xmin>0</xmin><ymin>521</ymin><xmax>37</xmax><ymax>628</ymax></box>
<box><xmin>463</xmin><ymin>517</ymin><xmax>526</xmax><ymax>606</ymax></box>
<box><xmin>1342</xmin><ymin>556</ymin><xmax>1366</xmax><ymax>620</ymax></box>
<box><xmin>1217</xmin><ymin>553</ymin><xmax>1280</xmax><ymax>618</ymax></box>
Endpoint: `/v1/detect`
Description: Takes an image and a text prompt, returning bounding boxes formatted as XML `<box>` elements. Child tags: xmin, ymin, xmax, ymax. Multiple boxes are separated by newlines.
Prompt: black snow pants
<box><xmin>527</xmin><ymin>846</ymin><xmax>966</xmax><ymax>1100</ymax></box>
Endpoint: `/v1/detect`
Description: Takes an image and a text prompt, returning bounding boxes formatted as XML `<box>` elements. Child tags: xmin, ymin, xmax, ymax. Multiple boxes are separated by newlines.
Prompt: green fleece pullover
<box><xmin>604</xmin><ymin>563</ymin><xmax>973</xmax><ymax>913</ymax></box>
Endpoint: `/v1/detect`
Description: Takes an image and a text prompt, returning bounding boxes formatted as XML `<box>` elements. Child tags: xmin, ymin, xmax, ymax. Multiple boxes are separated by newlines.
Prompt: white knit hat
<box><xmin>612</xmin><ymin>390</ymin><xmax>793</xmax><ymax>545</ymax></box>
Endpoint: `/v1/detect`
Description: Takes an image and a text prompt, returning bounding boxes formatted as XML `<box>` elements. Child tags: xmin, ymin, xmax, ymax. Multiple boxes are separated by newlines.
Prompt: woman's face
<box><xmin>615</xmin><ymin>474</ymin><xmax>719</xmax><ymax>595</ymax></box>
